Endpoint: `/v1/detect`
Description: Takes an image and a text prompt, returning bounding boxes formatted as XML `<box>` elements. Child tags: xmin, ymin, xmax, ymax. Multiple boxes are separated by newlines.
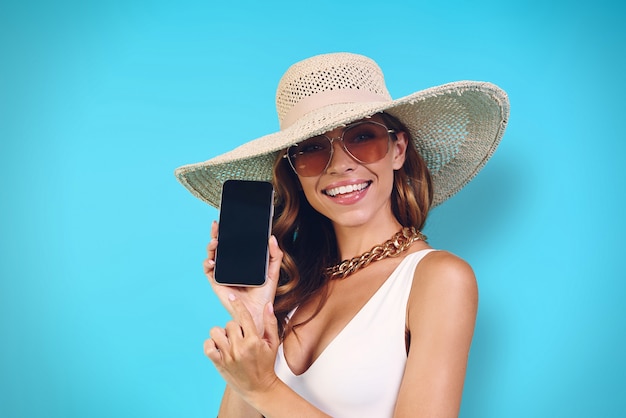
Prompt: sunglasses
<box><xmin>284</xmin><ymin>120</ymin><xmax>396</xmax><ymax>177</ymax></box>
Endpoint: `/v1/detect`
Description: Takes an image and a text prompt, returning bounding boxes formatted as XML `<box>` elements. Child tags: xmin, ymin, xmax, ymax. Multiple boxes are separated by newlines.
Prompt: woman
<box><xmin>175</xmin><ymin>52</ymin><xmax>509</xmax><ymax>417</ymax></box>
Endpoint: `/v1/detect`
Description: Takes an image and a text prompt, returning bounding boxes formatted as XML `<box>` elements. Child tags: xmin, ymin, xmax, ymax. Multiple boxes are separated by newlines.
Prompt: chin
<box><xmin>327</xmin><ymin>210</ymin><xmax>376</xmax><ymax>228</ymax></box>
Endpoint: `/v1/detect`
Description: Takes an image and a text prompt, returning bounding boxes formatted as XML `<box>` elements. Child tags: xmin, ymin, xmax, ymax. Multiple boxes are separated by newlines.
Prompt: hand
<box><xmin>205</xmin><ymin>294</ymin><xmax>281</xmax><ymax>401</ymax></box>
<box><xmin>204</xmin><ymin>221</ymin><xmax>283</xmax><ymax>335</ymax></box>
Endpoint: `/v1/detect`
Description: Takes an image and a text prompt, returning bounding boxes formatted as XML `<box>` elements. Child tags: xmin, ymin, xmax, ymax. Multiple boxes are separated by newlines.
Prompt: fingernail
<box><xmin>228</xmin><ymin>293</ymin><xmax>236</xmax><ymax>302</ymax></box>
<box><xmin>267</xmin><ymin>303</ymin><xmax>274</xmax><ymax>314</ymax></box>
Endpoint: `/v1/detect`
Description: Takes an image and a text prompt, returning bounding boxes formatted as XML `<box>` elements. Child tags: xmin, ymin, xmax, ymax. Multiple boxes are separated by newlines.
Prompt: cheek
<box><xmin>381</xmin><ymin>169</ymin><xmax>396</xmax><ymax>195</ymax></box>
<box><xmin>376</xmin><ymin>161</ymin><xmax>398</xmax><ymax>198</ymax></box>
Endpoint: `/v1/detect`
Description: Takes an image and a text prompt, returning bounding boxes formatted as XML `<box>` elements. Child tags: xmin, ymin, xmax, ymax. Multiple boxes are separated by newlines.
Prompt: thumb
<box><xmin>263</xmin><ymin>302</ymin><xmax>280</xmax><ymax>348</ymax></box>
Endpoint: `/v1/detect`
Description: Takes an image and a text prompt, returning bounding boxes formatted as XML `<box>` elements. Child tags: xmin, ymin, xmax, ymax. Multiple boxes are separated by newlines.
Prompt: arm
<box><xmin>217</xmin><ymin>385</ymin><xmax>262</xmax><ymax>418</ymax></box>
<box><xmin>205</xmin><ymin>297</ymin><xmax>331</xmax><ymax>418</ymax></box>
<box><xmin>394</xmin><ymin>251</ymin><xmax>478</xmax><ymax>418</ymax></box>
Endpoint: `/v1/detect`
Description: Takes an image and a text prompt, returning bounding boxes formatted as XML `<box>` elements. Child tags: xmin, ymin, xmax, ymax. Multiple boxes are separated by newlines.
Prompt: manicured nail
<box><xmin>228</xmin><ymin>293</ymin><xmax>236</xmax><ymax>302</ymax></box>
<box><xmin>267</xmin><ymin>302</ymin><xmax>274</xmax><ymax>314</ymax></box>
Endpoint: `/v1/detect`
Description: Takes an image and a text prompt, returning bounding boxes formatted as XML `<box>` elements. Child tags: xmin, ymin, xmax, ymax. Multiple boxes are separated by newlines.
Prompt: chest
<box><xmin>282</xmin><ymin>259</ymin><xmax>405</xmax><ymax>376</ymax></box>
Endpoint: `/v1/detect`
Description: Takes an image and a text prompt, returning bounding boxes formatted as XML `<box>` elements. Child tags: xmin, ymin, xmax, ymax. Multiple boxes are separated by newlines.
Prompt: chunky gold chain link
<box><xmin>325</xmin><ymin>227</ymin><xmax>427</xmax><ymax>280</ymax></box>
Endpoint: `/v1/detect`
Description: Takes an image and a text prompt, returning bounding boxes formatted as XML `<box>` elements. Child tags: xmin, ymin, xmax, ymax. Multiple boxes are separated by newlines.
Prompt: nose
<box><xmin>325</xmin><ymin>138</ymin><xmax>357</xmax><ymax>174</ymax></box>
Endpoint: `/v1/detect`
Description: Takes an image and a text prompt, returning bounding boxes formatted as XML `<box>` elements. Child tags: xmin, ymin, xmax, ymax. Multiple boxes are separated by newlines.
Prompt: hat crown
<box><xmin>275</xmin><ymin>53</ymin><xmax>392</xmax><ymax>129</ymax></box>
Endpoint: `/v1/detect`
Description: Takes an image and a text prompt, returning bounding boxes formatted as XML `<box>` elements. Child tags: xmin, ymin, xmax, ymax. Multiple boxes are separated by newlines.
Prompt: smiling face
<box><xmin>295</xmin><ymin>114</ymin><xmax>408</xmax><ymax>229</ymax></box>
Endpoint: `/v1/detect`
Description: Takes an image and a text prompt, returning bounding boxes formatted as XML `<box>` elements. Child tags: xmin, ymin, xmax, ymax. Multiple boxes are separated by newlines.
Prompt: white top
<box><xmin>274</xmin><ymin>249</ymin><xmax>435</xmax><ymax>417</ymax></box>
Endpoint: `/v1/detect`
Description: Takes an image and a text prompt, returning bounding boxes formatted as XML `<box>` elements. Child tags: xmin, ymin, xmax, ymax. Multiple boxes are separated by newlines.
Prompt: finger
<box><xmin>204</xmin><ymin>223</ymin><xmax>219</xmax><ymax>277</ymax></box>
<box><xmin>206</xmin><ymin>221</ymin><xmax>219</xmax><ymax>256</ymax></box>
<box><xmin>266</xmin><ymin>235</ymin><xmax>283</xmax><ymax>289</ymax></box>
<box><xmin>263</xmin><ymin>302</ymin><xmax>280</xmax><ymax>348</ymax></box>
<box><xmin>204</xmin><ymin>338</ymin><xmax>222</xmax><ymax>363</ymax></box>
<box><xmin>206</xmin><ymin>238</ymin><xmax>218</xmax><ymax>260</ymax></box>
<box><xmin>211</xmin><ymin>220</ymin><xmax>219</xmax><ymax>239</ymax></box>
<box><xmin>203</xmin><ymin>256</ymin><xmax>216</xmax><ymax>275</ymax></box>
<box><xmin>224</xmin><ymin>320</ymin><xmax>244</xmax><ymax>341</ymax></box>
<box><xmin>227</xmin><ymin>294</ymin><xmax>258</xmax><ymax>337</ymax></box>
<box><xmin>209</xmin><ymin>326</ymin><xmax>230</xmax><ymax>356</ymax></box>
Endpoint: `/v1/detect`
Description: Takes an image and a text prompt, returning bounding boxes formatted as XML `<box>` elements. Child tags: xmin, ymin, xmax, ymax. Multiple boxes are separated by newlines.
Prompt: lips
<box><xmin>323</xmin><ymin>181</ymin><xmax>372</xmax><ymax>197</ymax></box>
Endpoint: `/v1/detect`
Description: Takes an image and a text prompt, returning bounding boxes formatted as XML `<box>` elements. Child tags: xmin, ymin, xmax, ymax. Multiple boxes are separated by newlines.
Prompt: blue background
<box><xmin>1</xmin><ymin>0</ymin><xmax>624</xmax><ymax>416</ymax></box>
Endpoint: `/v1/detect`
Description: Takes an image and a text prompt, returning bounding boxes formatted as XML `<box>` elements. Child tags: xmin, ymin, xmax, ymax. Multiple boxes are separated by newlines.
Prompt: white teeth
<box><xmin>325</xmin><ymin>182</ymin><xmax>369</xmax><ymax>197</ymax></box>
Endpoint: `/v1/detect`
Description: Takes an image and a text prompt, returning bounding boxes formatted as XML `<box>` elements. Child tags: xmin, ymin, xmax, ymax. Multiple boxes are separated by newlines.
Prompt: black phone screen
<box><xmin>214</xmin><ymin>180</ymin><xmax>274</xmax><ymax>286</ymax></box>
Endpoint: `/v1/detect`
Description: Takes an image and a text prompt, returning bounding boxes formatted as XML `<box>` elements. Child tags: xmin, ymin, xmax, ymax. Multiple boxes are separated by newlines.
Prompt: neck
<box><xmin>333</xmin><ymin>217</ymin><xmax>403</xmax><ymax>261</ymax></box>
<box><xmin>326</xmin><ymin>226</ymin><xmax>426</xmax><ymax>279</ymax></box>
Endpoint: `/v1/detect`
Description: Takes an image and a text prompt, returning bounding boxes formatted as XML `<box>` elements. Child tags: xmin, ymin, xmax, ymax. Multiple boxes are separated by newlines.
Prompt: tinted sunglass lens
<box><xmin>343</xmin><ymin>122</ymin><xmax>390</xmax><ymax>163</ymax></box>
<box><xmin>288</xmin><ymin>136</ymin><xmax>331</xmax><ymax>176</ymax></box>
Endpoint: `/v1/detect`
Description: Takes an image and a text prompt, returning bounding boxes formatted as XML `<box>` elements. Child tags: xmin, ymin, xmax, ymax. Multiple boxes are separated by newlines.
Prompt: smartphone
<box><xmin>214</xmin><ymin>180</ymin><xmax>275</xmax><ymax>286</ymax></box>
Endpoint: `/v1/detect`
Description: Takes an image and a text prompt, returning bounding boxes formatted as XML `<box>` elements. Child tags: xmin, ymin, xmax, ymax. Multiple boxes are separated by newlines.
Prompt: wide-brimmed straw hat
<box><xmin>174</xmin><ymin>52</ymin><xmax>509</xmax><ymax>208</ymax></box>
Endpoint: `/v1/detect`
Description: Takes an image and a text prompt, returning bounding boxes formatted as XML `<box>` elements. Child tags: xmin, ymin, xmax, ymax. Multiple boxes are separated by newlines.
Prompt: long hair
<box><xmin>271</xmin><ymin>112</ymin><xmax>434</xmax><ymax>339</ymax></box>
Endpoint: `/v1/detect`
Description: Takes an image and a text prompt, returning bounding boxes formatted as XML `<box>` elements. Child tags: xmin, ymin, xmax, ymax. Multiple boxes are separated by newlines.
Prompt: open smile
<box><xmin>322</xmin><ymin>181</ymin><xmax>372</xmax><ymax>197</ymax></box>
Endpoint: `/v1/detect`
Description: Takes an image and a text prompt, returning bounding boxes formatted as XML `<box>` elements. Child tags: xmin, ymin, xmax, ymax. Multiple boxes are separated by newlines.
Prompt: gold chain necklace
<box><xmin>325</xmin><ymin>226</ymin><xmax>427</xmax><ymax>280</ymax></box>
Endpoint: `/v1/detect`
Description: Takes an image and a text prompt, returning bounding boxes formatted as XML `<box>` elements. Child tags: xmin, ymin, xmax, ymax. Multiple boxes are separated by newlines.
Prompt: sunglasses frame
<box><xmin>283</xmin><ymin>120</ymin><xmax>396</xmax><ymax>177</ymax></box>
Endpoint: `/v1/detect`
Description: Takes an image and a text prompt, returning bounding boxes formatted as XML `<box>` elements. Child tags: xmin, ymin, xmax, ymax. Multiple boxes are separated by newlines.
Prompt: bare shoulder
<box><xmin>415</xmin><ymin>250</ymin><xmax>476</xmax><ymax>287</ymax></box>
<box><xmin>408</xmin><ymin>250</ymin><xmax>478</xmax><ymax>323</ymax></box>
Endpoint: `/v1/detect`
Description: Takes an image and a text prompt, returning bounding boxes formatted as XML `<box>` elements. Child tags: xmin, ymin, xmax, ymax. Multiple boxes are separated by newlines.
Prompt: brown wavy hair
<box><xmin>270</xmin><ymin>112</ymin><xmax>434</xmax><ymax>339</ymax></box>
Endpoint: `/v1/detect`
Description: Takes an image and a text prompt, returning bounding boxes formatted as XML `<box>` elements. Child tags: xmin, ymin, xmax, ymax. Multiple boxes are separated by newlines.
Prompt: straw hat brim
<box><xmin>174</xmin><ymin>80</ymin><xmax>509</xmax><ymax>208</ymax></box>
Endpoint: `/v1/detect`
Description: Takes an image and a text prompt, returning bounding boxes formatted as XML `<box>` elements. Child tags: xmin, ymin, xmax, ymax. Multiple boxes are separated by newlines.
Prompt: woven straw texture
<box><xmin>174</xmin><ymin>53</ymin><xmax>509</xmax><ymax>208</ymax></box>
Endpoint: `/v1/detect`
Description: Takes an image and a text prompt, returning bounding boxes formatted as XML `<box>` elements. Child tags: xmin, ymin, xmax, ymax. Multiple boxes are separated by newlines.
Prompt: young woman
<box><xmin>175</xmin><ymin>52</ymin><xmax>509</xmax><ymax>417</ymax></box>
